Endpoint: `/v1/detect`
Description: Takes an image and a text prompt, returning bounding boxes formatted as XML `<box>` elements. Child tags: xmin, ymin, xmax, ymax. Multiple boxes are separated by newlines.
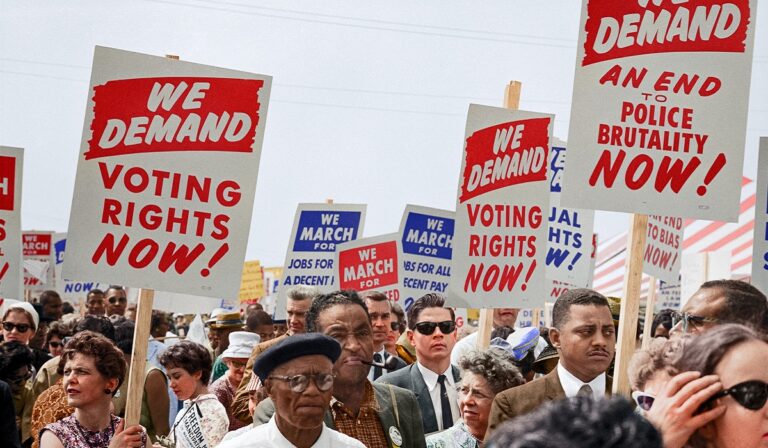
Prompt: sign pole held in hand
<box><xmin>641</xmin><ymin>276</ymin><xmax>657</xmax><ymax>350</ymax></box>
<box><xmin>477</xmin><ymin>80</ymin><xmax>521</xmax><ymax>350</ymax></box>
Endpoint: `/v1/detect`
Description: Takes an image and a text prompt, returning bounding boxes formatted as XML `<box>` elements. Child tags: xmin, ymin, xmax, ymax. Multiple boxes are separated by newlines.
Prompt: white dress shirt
<box><xmin>218</xmin><ymin>416</ymin><xmax>365</xmax><ymax>448</ymax></box>
<box><xmin>417</xmin><ymin>362</ymin><xmax>461</xmax><ymax>431</ymax></box>
<box><xmin>557</xmin><ymin>362</ymin><xmax>606</xmax><ymax>399</ymax></box>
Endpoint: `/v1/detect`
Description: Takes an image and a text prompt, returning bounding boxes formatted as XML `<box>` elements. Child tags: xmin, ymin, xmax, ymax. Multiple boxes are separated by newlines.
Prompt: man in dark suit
<box><xmin>487</xmin><ymin>288</ymin><xmax>616</xmax><ymax>435</ymax></box>
<box><xmin>377</xmin><ymin>293</ymin><xmax>461</xmax><ymax>434</ymax></box>
<box><xmin>252</xmin><ymin>290</ymin><xmax>426</xmax><ymax>447</ymax></box>
<box><xmin>361</xmin><ymin>291</ymin><xmax>407</xmax><ymax>380</ymax></box>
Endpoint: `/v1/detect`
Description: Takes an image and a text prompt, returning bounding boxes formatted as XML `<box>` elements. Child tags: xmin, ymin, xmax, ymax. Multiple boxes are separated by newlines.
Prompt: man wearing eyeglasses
<box><xmin>105</xmin><ymin>285</ymin><xmax>128</xmax><ymax>316</ymax></box>
<box><xmin>670</xmin><ymin>279</ymin><xmax>768</xmax><ymax>337</ymax></box>
<box><xmin>218</xmin><ymin>333</ymin><xmax>365</xmax><ymax>447</ymax></box>
<box><xmin>361</xmin><ymin>291</ymin><xmax>407</xmax><ymax>380</ymax></box>
<box><xmin>377</xmin><ymin>293</ymin><xmax>461</xmax><ymax>435</ymax></box>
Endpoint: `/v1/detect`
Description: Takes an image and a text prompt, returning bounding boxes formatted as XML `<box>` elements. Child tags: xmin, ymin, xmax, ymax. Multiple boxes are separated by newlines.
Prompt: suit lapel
<box><xmin>544</xmin><ymin>369</ymin><xmax>566</xmax><ymax>400</ymax></box>
<box><xmin>410</xmin><ymin>365</ymin><xmax>438</xmax><ymax>431</ymax></box>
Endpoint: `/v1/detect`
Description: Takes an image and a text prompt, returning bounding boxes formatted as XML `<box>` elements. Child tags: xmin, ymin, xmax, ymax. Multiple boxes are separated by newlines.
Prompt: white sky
<box><xmin>1</xmin><ymin>0</ymin><xmax>766</xmax><ymax>267</ymax></box>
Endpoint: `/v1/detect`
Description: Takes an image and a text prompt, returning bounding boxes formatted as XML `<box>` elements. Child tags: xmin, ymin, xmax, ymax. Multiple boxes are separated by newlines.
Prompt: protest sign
<box><xmin>449</xmin><ymin>104</ymin><xmax>553</xmax><ymax>309</ymax></box>
<box><xmin>546</xmin><ymin>140</ymin><xmax>595</xmax><ymax>286</ymax></box>
<box><xmin>275</xmin><ymin>203</ymin><xmax>366</xmax><ymax>318</ymax></box>
<box><xmin>657</xmin><ymin>281</ymin><xmax>681</xmax><ymax>311</ymax></box>
<box><xmin>238</xmin><ymin>260</ymin><xmax>264</xmax><ymax>303</ymax></box>
<box><xmin>54</xmin><ymin>233</ymin><xmax>110</xmax><ymax>308</ymax></box>
<box><xmin>398</xmin><ymin>205</ymin><xmax>454</xmax><ymax>311</ymax></box>
<box><xmin>0</xmin><ymin>147</ymin><xmax>23</xmax><ymax>299</ymax></box>
<box><xmin>562</xmin><ymin>0</ymin><xmax>757</xmax><ymax>221</ymax></box>
<box><xmin>336</xmin><ymin>233</ymin><xmax>402</xmax><ymax>303</ymax></box>
<box><xmin>63</xmin><ymin>46</ymin><xmax>272</xmax><ymax>298</ymax></box>
<box><xmin>750</xmin><ymin>138</ymin><xmax>768</xmax><ymax>293</ymax></box>
<box><xmin>23</xmin><ymin>231</ymin><xmax>55</xmax><ymax>292</ymax></box>
<box><xmin>643</xmin><ymin>215</ymin><xmax>683</xmax><ymax>283</ymax></box>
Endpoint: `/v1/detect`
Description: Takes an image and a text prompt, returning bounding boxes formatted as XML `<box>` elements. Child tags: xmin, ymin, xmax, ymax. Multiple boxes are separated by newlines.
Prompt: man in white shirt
<box><xmin>377</xmin><ymin>293</ymin><xmax>461</xmax><ymax>434</ymax></box>
<box><xmin>360</xmin><ymin>291</ymin><xmax>407</xmax><ymax>380</ymax></box>
<box><xmin>219</xmin><ymin>333</ymin><xmax>364</xmax><ymax>448</ymax></box>
<box><xmin>487</xmin><ymin>288</ymin><xmax>616</xmax><ymax>434</ymax></box>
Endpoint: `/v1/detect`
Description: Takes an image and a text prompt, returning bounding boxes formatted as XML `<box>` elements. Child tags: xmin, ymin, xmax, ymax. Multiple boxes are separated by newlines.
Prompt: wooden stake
<box><xmin>612</xmin><ymin>214</ymin><xmax>648</xmax><ymax>397</ymax></box>
<box><xmin>476</xmin><ymin>80</ymin><xmax>522</xmax><ymax>350</ymax></box>
<box><xmin>641</xmin><ymin>276</ymin><xmax>657</xmax><ymax>349</ymax></box>
<box><xmin>123</xmin><ymin>288</ymin><xmax>154</xmax><ymax>427</ymax></box>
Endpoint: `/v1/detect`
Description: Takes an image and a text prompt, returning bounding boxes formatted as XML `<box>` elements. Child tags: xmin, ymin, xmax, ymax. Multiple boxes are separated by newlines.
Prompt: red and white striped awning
<box><xmin>593</xmin><ymin>177</ymin><xmax>756</xmax><ymax>299</ymax></box>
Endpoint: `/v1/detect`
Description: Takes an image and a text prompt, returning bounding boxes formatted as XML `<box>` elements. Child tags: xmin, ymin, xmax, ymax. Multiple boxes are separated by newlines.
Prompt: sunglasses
<box><xmin>631</xmin><ymin>391</ymin><xmax>655</xmax><ymax>411</ymax></box>
<box><xmin>671</xmin><ymin>312</ymin><xmax>719</xmax><ymax>333</ymax></box>
<box><xmin>390</xmin><ymin>322</ymin><xmax>402</xmax><ymax>331</ymax></box>
<box><xmin>49</xmin><ymin>341</ymin><xmax>63</xmax><ymax>348</ymax></box>
<box><xmin>704</xmin><ymin>380</ymin><xmax>768</xmax><ymax>411</ymax></box>
<box><xmin>108</xmin><ymin>296</ymin><xmax>127</xmax><ymax>304</ymax></box>
<box><xmin>268</xmin><ymin>373</ymin><xmax>335</xmax><ymax>393</ymax></box>
<box><xmin>2</xmin><ymin>321</ymin><xmax>32</xmax><ymax>333</ymax></box>
<box><xmin>414</xmin><ymin>320</ymin><xmax>456</xmax><ymax>335</ymax></box>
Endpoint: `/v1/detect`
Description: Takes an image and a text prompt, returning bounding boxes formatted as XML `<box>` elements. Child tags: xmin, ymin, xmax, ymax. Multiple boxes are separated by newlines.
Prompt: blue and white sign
<box><xmin>399</xmin><ymin>205</ymin><xmax>454</xmax><ymax>311</ymax></box>
<box><xmin>54</xmin><ymin>233</ymin><xmax>110</xmax><ymax>308</ymax></box>
<box><xmin>751</xmin><ymin>137</ymin><xmax>768</xmax><ymax>293</ymax></box>
<box><xmin>276</xmin><ymin>203</ymin><xmax>366</xmax><ymax>318</ymax></box>
<box><xmin>546</xmin><ymin>140</ymin><xmax>595</xmax><ymax>287</ymax></box>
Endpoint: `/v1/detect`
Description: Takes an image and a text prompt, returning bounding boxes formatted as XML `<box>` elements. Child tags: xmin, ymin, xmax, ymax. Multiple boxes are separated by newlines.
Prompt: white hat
<box><xmin>206</xmin><ymin>307</ymin><xmax>228</xmax><ymax>324</ymax></box>
<box><xmin>221</xmin><ymin>331</ymin><xmax>260</xmax><ymax>359</ymax></box>
<box><xmin>5</xmin><ymin>301</ymin><xmax>39</xmax><ymax>331</ymax></box>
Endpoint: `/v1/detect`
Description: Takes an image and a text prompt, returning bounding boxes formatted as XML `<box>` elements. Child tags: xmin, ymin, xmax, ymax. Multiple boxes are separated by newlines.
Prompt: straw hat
<box><xmin>211</xmin><ymin>312</ymin><xmax>243</xmax><ymax>330</ymax></box>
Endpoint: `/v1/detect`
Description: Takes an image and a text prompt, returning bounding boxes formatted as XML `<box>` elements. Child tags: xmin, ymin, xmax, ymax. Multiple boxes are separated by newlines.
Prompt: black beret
<box><xmin>253</xmin><ymin>333</ymin><xmax>341</xmax><ymax>381</ymax></box>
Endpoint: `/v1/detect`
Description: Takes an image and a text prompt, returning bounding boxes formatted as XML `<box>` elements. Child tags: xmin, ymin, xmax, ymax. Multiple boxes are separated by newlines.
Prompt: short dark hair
<box><xmin>59</xmin><ymin>331</ymin><xmax>127</xmax><ymax>394</ymax></box>
<box><xmin>651</xmin><ymin>309</ymin><xmax>676</xmax><ymax>337</ymax></box>
<box><xmin>39</xmin><ymin>290</ymin><xmax>61</xmax><ymax>306</ymax></box>
<box><xmin>0</xmin><ymin>341</ymin><xmax>34</xmax><ymax>377</ymax></box>
<box><xmin>151</xmin><ymin>310</ymin><xmax>169</xmax><ymax>332</ymax></box>
<box><xmin>486</xmin><ymin>396</ymin><xmax>662</xmax><ymax>448</ymax></box>
<box><xmin>112</xmin><ymin>317</ymin><xmax>135</xmax><ymax>355</ymax></box>
<box><xmin>246</xmin><ymin>310</ymin><xmax>273</xmax><ymax>331</ymax></box>
<box><xmin>406</xmin><ymin>293</ymin><xmax>455</xmax><ymax>330</ymax></box>
<box><xmin>552</xmin><ymin>288</ymin><xmax>610</xmax><ymax>329</ymax></box>
<box><xmin>360</xmin><ymin>291</ymin><xmax>389</xmax><ymax>303</ymax></box>
<box><xmin>699</xmin><ymin>280</ymin><xmax>768</xmax><ymax>331</ymax></box>
<box><xmin>391</xmin><ymin>302</ymin><xmax>406</xmax><ymax>333</ymax></box>
<box><xmin>46</xmin><ymin>321</ymin><xmax>71</xmax><ymax>346</ymax></box>
<box><xmin>62</xmin><ymin>302</ymin><xmax>75</xmax><ymax>314</ymax></box>
<box><xmin>74</xmin><ymin>315</ymin><xmax>116</xmax><ymax>342</ymax></box>
<box><xmin>158</xmin><ymin>340</ymin><xmax>212</xmax><ymax>384</ymax></box>
<box><xmin>306</xmin><ymin>290</ymin><xmax>368</xmax><ymax>333</ymax></box>
<box><xmin>88</xmin><ymin>288</ymin><xmax>105</xmax><ymax>298</ymax></box>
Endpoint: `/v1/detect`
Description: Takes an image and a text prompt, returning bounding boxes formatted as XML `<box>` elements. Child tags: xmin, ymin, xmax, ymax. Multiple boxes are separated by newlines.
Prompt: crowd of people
<box><xmin>0</xmin><ymin>279</ymin><xmax>766</xmax><ymax>448</ymax></box>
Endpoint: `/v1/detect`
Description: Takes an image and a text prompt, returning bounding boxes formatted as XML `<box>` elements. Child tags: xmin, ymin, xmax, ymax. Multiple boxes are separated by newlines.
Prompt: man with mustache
<box><xmin>487</xmin><ymin>288</ymin><xmax>616</xmax><ymax>435</ymax></box>
<box><xmin>377</xmin><ymin>293</ymin><xmax>461</xmax><ymax>435</ymax></box>
<box><xmin>251</xmin><ymin>290</ymin><xmax>426</xmax><ymax>447</ymax></box>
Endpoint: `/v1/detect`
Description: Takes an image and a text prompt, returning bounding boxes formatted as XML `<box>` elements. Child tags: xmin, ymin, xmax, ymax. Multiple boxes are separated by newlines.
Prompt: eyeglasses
<box><xmin>631</xmin><ymin>391</ymin><xmax>655</xmax><ymax>411</ymax></box>
<box><xmin>6</xmin><ymin>370</ymin><xmax>32</xmax><ymax>386</ymax></box>
<box><xmin>705</xmin><ymin>380</ymin><xmax>768</xmax><ymax>411</ymax></box>
<box><xmin>671</xmin><ymin>312</ymin><xmax>719</xmax><ymax>333</ymax></box>
<box><xmin>390</xmin><ymin>322</ymin><xmax>402</xmax><ymax>331</ymax></box>
<box><xmin>268</xmin><ymin>373</ymin><xmax>335</xmax><ymax>393</ymax></box>
<box><xmin>49</xmin><ymin>341</ymin><xmax>63</xmax><ymax>348</ymax></box>
<box><xmin>414</xmin><ymin>320</ymin><xmax>456</xmax><ymax>335</ymax></box>
<box><xmin>108</xmin><ymin>296</ymin><xmax>127</xmax><ymax>304</ymax></box>
<box><xmin>2</xmin><ymin>321</ymin><xmax>32</xmax><ymax>333</ymax></box>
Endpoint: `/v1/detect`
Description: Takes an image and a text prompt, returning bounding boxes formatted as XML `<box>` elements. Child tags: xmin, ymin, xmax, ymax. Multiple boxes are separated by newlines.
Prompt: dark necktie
<box><xmin>578</xmin><ymin>384</ymin><xmax>593</xmax><ymax>397</ymax></box>
<box><xmin>373</xmin><ymin>352</ymin><xmax>383</xmax><ymax>379</ymax></box>
<box><xmin>437</xmin><ymin>374</ymin><xmax>452</xmax><ymax>430</ymax></box>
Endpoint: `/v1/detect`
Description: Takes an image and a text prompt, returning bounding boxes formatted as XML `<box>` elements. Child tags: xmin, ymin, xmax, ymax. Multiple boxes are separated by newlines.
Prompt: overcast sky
<box><xmin>1</xmin><ymin>0</ymin><xmax>766</xmax><ymax>267</ymax></box>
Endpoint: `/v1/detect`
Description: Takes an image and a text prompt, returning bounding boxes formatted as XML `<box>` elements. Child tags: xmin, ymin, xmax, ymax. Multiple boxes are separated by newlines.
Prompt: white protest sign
<box><xmin>0</xmin><ymin>147</ymin><xmax>23</xmax><ymax>300</ymax></box>
<box><xmin>398</xmin><ymin>205</ymin><xmax>454</xmax><ymax>312</ymax></box>
<box><xmin>751</xmin><ymin>138</ymin><xmax>768</xmax><ymax>293</ymax></box>
<box><xmin>54</xmin><ymin>233</ymin><xmax>111</xmax><ymax>307</ymax></box>
<box><xmin>562</xmin><ymin>0</ymin><xmax>757</xmax><ymax>221</ymax></box>
<box><xmin>23</xmin><ymin>231</ymin><xmax>55</xmax><ymax>292</ymax></box>
<box><xmin>644</xmin><ymin>215</ymin><xmax>683</xmax><ymax>283</ymax></box>
<box><xmin>657</xmin><ymin>281</ymin><xmax>681</xmax><ymax>311</ymax></box>
<box><xmin>335</xmin><ymin>233</ymin><xmax>402</xmax><ymax>303</ymax></box>
<box><xmin>680</xmin><ymin>250</ymin><xmax>731</xmax><ymax>308</ymax></box>
<box><xmin>546</xmin><ymin>140</ymin><xmax>595</xmax><ymax>286</ymax></box>
<box><xmin>275</xmin><ymin>203</ymin><xmax>366</xmax><ymax>318</ymax></box>
<box><xmin>449</xmin><ymin>104</ymin><xmax>553</xmax><ymax>308</ymax></box>
<box><xmin>63</xmin><ymin>46</ymin><xmax>271</xmax><ymax>298</ymax></box>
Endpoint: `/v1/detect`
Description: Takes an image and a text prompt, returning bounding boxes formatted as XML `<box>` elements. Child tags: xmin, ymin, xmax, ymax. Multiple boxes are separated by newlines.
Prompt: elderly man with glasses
<box><xmin>377</xmin><ymin>293</ymin><xmax>461</xmax><ymax>435</ymax></box>
<box><xmin>219</xmin><ymin>333</ymin><xmax>364</xmax><ymax>448</ymax></box>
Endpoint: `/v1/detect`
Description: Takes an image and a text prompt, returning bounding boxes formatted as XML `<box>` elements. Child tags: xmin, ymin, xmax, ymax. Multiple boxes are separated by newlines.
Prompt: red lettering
<box><xmin>92</xmin><ymin>233</ymin><xmax>130</xmax><ymax>266</ymax></box>
<box><xmin>589</xmin><ymin>149</ymin><xmax>626</xmax><ymax>187</ymax></box>
<box><xmin>158</xmin><ymin>242</ymin><xmax>205</xmax><ymax>274</ymax></box>
<box><xmin>655</xmin><ymin>156</ymin><xmax>701</xmax><ymax>193</ymax></box>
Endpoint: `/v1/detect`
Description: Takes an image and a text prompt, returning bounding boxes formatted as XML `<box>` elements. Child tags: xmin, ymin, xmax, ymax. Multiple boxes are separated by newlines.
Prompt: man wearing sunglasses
<box><xmin>377</xmin><ymin>293</ymin><xmax>461</xmax><ymax>435</ymax></box>
<box><xmin>219</xmin><ymin>333</ymin><xmax>365</xmax><ymax>447</ymax></box>
<box><xmin>105</xmin><ymin>285</ymin><xmax>128</xmax><ymax>316</ymax></box>
<box><xmin>361</xmin><ymin>291</ymin><xmax>407</xmax><ymax>380</ymax></box>
<box><xmin>488</xmin><ymin>288</ymin><xmax>616</xmax><ymax>434</ymax></box>
<box><xmin>670</xmin><ymin>279</ymin><xmax>767</xmax><ymax>337</ymax></box>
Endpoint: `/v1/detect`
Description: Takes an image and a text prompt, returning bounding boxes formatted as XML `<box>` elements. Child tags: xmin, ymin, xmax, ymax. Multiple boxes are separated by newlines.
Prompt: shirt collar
<box><xmin>417</xmin><ymin>362</ymin><xmax>454</xmax><ymax>391</ymax></box>
<box><xmin>268</xmin><ymin>415</ymin><xmax>329</xmax><ymax>447</ymax></box>
<box><xmin>331</xmin><ymin>380</ymin><xmax>379</xmax><ymax>417</ymax></box>
<box><xmin>557</xmin><ymin>362</ymin><xmax>606</xmax><ymax>398</ymax></box>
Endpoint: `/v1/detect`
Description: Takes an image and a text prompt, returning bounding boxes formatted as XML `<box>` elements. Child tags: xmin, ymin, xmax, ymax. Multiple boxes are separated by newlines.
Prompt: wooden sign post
<box><xmin>123</xmin><ymin>288</ymin><xmax>154</xmax><ymax>427</ymax></box>
<box><xmin>476</xmin><ymin>81</ymin><xmax>521</xmax><ymax>350</ymax></box>
<box><xmin>641</xmin><ymin>276</ymin><xmax>657</xmax><ymax>349</ymax></box>
<box><xmin>612</xmin><ymin>214</ymin><xmax>648</xmax><ymax>396</ymax></box>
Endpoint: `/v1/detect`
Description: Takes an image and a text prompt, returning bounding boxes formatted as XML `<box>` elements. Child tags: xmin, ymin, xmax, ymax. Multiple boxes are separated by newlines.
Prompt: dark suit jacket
<box><xmin>487</xmin><ymin>369</ymin><xmax>613</xmax><ymax>435</ymax></box>
<box><xmin>375</xmin><ymin>363</ymin><xmax>461</xmax><ymax>435</ymax></box>
<box><xmin>253</xmin><ymin>381</ymin><xmax>426</xmax><ymax>448</ymax></box>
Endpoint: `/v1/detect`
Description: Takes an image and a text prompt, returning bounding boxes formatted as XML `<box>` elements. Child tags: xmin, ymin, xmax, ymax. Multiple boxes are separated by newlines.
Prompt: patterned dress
<box><xmin>425</xmin><ymin>419</ymin><xmax>481</xmax><ymax>448</ymax></box>
<box><xmin>169</xmin><ymin>393</ymin><xmax>229</xmax><ymax>448</ymax></box>
<box><xmin>209</xmin><ymin>375</ymin><xmax>247</xmax><ymax>431</ymax></box>
<box><xmin>41</xmin><ymin>414</ymin><xmax>146</xmax><ymax>448</ymax></box>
